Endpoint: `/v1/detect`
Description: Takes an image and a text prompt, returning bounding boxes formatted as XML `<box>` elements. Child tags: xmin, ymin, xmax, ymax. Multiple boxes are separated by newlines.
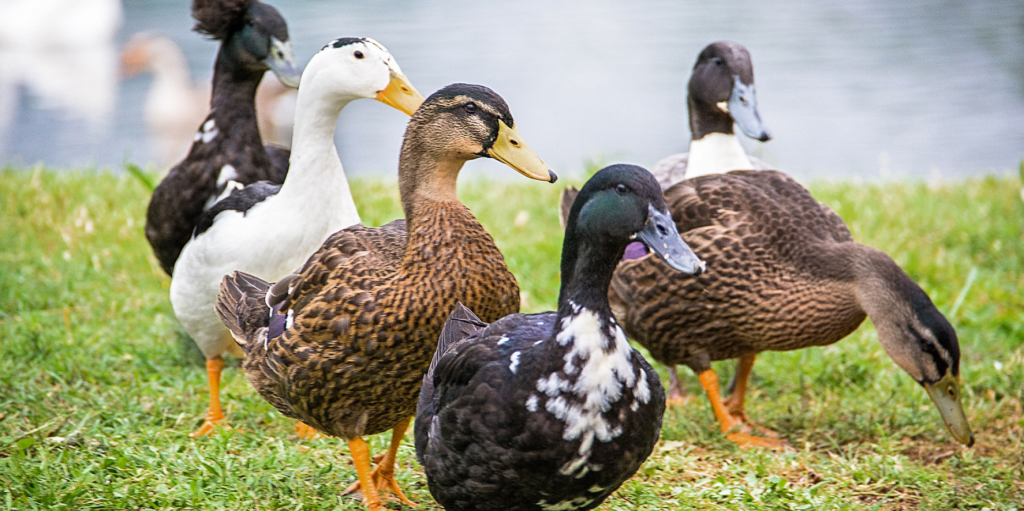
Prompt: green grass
<box><xmin>1</xmin><ymin>165</ymin><xmax>1022</xmax><ymax>510</ymax></box>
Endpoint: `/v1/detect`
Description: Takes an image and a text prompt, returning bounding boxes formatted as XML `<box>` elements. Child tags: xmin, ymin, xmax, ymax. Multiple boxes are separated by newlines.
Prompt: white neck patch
<box><xmin>686</xmin><ymin>132</ymin><xmax>754</xmax><ymax>178</ymax></box>
<box><xmin>536</xmin><ymin>302</ymin><xmax>651</xmax><ymax>478</ymax></box>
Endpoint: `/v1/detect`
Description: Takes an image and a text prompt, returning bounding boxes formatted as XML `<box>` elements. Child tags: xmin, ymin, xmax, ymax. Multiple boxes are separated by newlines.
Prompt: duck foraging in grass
<box><xmin>145</xmin><ymin>0</ymin><xmax>303</xmax><ymax>277</ymax></box>
<box><xmin>215</xmin><ymin>83</ymin><xmax>557</xmax><ymax>510</ymax></box>
<box><xmin>414</xmin><ymin>164</ymin><xmax>704</xmax><ymax>511</ymax></box>
<box><xmin>560</xmin><ymin>170</ymin><xmax>975</xmax><ymax>450</ymax></box>
<box><xmin>171</xmin><ymin>36</ymin><xmax>423</xmax><ymax>439</ymax></box>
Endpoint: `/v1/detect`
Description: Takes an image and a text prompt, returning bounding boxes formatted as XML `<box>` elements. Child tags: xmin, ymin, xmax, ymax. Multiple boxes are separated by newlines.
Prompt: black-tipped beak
<box><xmin>729</xmin><ymin>76</ymin><xmax>770</xmax><ymax>142</ymax></box>
<box><xmin>634</xmin><ymin>205</ymin><xmax>705</xmax><ymax>275</ymax></box>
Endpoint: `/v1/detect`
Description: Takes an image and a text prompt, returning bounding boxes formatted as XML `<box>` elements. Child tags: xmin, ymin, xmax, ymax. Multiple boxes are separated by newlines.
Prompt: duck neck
<box><xmin>686</xmin><ymin>132</ymin><xmax>753</xmax><ymax>177</ymax></box>
<box><xmin>209</xmin><ymin>47</ymin><xmax>265</xmax><ymax>136</ymax></box>
<box><xmin>398</xmin><ymin>129</ymin><xmax>468</xmax><ymax>222</ymax></box>
<box><xmin>556</xmin><ymin>230</ymin><xmax>626</xmax><ymax>323</ymax></box>
<box><xmin>273</xmin><ymin>88</ymin><xmax>358</xmax><ymax>221</ymax></box>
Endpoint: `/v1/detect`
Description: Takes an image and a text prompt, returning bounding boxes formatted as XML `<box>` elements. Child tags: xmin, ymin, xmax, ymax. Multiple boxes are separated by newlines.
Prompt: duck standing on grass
<box><xmin>560</xmin><ymin>170</ymin><xmax>975</xmax><ymax>450</ymax></box>
<box><xmin>215</xmin><ymin>83</ymin><xmax>558</xmax><ymax>510</ymax></box>
<box><xmin>649</xmin><ymin>40</ymin><xmax>773</xmax><ymax>190</ymax></box>
<box><xmin>171</xmin><ymin>37</ymin><xmax>423</xmax><ymax>439</ymax></box>
<box><xmin>145</xmin><ymin>0</ymin><xmax>302</xmax><ymax>276</ymax></box>
<box><xmin>415</xmin><ymin>165</ymin><xmax>704</xmax><ymax>511</ymax></box>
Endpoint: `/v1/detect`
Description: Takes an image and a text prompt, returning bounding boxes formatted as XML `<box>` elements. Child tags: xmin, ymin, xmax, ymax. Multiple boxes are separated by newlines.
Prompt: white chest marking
<box><xmin>509</xmin><ymin>351</ymin><xmax>521</xmax><ymax>374</ymax></box>
<box><xmin>216</xmin><ymin>164</ymin><xmax>238</xmax><ymax>187</ymax></box>
<box><xmin>195</xmin><ymin>118</ymin><xmax>218</xmax><ymax>143</ymax></box>
<box><xmin>525</xmin><ymin>394</ymin><xmax>539</xmax><ymax>412</ymax></box>
<box><xmin>686</xmin><ymin>132</ymin><xmax>754</xmax><ymax>178</ymax></box>
<box><xmin>538</xmin><ymin>497</ymin><xmax>596</xmax><ymax>510</ymax></box>
<box><xmin>497</xmin><ymin>335</ymin><xmax>510</xmax><ymax>346</ymax></box>
<box><xmin>536</xmin><ymin>303</ymin><xmax>639</xmax><ymax>477</ymax></box>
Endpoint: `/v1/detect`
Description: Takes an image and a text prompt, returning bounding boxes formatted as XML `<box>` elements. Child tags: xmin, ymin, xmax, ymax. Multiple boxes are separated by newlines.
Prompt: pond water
<box><xmin>1</xmin><ymin>0</ymin><xmax>1022</xmax><ymax>181</ymax></box>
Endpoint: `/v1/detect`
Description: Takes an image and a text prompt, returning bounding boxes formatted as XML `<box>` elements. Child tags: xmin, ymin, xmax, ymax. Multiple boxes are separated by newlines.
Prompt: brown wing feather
<box><xmin>243</xmin><ymin>204</ymin><xmax>519</xmax><ymax>440</ymax></box>
<box><xmin>614</xmin><ymin>170</ymin><xmax>865</xmax><ymax>372</ymax></box>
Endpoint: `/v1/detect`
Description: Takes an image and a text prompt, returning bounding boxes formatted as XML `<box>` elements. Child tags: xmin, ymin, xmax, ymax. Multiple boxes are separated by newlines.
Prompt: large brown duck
<box><xmin>215</xmin><ymin>83</ymin><xmax>557</xmax><ymax>510</ymax></box>
<box><xmin>559</xmin><ymin>170</ymin><xmax>974</xmax><ymax>450</ymax></box>
<box><xmin>145</xmin><ymin>0</ymin><xmax>301</xmax><ymax>276</ymax></box>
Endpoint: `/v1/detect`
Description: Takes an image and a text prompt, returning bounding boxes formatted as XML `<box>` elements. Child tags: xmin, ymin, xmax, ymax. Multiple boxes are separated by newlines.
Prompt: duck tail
<box><xmin>215</xmin><ymin>271</ymin><xmax>272</xmax><ymax>355</ymax></box>
<box><xmin>558</xmin><ymin>185</ymin><xmax>579</xmax><ymax>229</ymax></box>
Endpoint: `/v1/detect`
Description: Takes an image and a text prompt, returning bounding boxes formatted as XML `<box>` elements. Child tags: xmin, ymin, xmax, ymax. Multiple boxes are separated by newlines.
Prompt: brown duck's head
<box><xmin>193</xmin><ymin>0</ymin><xmax>302</xmax><ymax>87</ymax></box>
<box><xmin>401</xmin><ymin>83</ymin><xmax>557</xmax><ymax>185</ymax></box>
<box><xmin>688</xmin><ymin>41</ymin><xmax>770</xmax><ymax>142</ymax></box>
<box><xmin>858</xmin><ymin>250</ymin><xmax>974</xmax><ymax>447</ymax></box>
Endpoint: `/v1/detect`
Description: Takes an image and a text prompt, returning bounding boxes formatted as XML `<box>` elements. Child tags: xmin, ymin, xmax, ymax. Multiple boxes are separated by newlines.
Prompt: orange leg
<box><xmin>723</xmin><ymin>354</ymin><xmax>780</xmax><ymax>438</ymax></box>
<box><xmin>344</xmin><ymin>418</ymin><xmax>417</xmax><ymax>507</ymax></box>
<box><xmin>190</xmin><ymin>356</ymin><xmax>230</xmax><ymax>437</ymax></box>
<box><xmin>665</xmin><ymin>365</ymin><xmax>691</xmax><ymax>407</ymax></box>
<box><xmin>697</xmin><ymin>369</ymin><xmax>789</xmax><ymax>450</ymax></box>
<box><xmin>294</xmin><ymin>421</ymin><xmax>323</xmax><ymax>440</ymax></box>
<box><xmin>349</xmin><ymin>437</ymin><xmax>384</xmax><ymax>510</ymax></box>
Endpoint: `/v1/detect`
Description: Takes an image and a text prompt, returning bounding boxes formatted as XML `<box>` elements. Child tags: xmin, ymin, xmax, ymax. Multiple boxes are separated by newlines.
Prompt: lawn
<box><xmin>1</xmin><ymin>165</ymin><xmax>1022</xmax><ymax>510</ymax></box>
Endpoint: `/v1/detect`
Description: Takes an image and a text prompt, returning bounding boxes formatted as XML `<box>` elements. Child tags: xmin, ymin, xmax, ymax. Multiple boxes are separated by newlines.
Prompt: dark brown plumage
<box><xmin>559</xmin><ymin>169</ymin><xmax>973</xmax><ymax>448</ymax></box>
<box><xmin>215</xmin><ymin>83</ymin><xmax>556</xmax><ymax>510</ymax></box>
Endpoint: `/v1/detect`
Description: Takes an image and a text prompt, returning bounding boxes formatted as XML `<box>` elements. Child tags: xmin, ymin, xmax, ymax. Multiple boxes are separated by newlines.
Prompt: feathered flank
<box><xmin>215</xmin><ymin>271</ymin><xmax>271</xmax><ymax>352</ymax></box>
<box><xmin>192</xmin><ymin>0</ymin><xmax>254</xmax><ymax>40</ymax></box>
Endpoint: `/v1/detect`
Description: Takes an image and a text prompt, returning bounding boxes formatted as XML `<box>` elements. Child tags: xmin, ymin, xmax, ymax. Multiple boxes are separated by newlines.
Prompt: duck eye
<box><xmin>713</xmin><ymin>57</ymin><xmax>724</xmax><ymax>66</ymax></box>
<box><xmin>464</xmin><ymin>102</ymin><xmax>477</xmax><ymax>113</ymax></box>
<box><xmin>354</xmin><ymin>51</ymin><xmax>364</xmax><ymax>59</ymax></box>
<box><xmin>616</xmin><ymin>184</ymin><xmax>627</xmax><ymax>194</ymax></box>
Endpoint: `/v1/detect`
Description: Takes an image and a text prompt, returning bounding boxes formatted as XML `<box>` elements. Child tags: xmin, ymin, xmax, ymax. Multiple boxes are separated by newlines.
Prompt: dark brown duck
<box><xmin>560</xmin><ymin>169</ymin><xmax>974</xmax><ymax>450</ymax></box>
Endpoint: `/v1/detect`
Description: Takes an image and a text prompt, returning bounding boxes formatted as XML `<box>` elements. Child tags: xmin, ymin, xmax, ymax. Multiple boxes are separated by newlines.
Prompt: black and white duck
<box><xmin>145</xmin><ymin>0</ymin><xmax>303</xmax><ymax>276</ymax></box>
<box><xmin>649</xmin><ymin>41</ymin><xmax>773</xmax><ymax>190</ymax></box>
<box><xmin>415</xmin><ymin>164</ymin><xmax>705</xmax><ymax>511</ymax></box>
<box><xmin>171</xmin><ymin>37</ymin><xmax>423</xmax><ymax>438</ymax></box>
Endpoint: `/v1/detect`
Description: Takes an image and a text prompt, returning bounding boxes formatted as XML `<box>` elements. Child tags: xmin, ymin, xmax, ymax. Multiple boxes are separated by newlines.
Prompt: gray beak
<box><xmin>264</xmin><ymin>37</ymin><xmax>302</xmax><ymax>89</ymax></box>
<box><xmin>729</xmin><ymin>76</ymin><xmax>771</xmax><ymax>142</ymax></box>
<box><xmin>634</xmin><ymin>205</ymin><xmax>705</xmax><ymax>275</ymax></box>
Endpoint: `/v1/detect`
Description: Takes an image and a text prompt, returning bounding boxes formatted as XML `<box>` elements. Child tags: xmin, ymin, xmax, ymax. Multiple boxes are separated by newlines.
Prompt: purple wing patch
<box><xmin>268</xmin><ymin>302</ymin><xmax>286</xmax><ymax>340</ymax></box>
<box><xmin>623</xmin><ymin>242</ymin><xmax>648</xmax><ymax>260</ymax></box>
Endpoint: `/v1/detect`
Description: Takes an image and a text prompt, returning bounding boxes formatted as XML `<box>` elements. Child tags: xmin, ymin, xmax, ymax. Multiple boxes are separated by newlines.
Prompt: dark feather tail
<box><xmin>558</xmin><ymin>185</ymin><xmax>579</xmax><ymax>230</ymax></box>
<box><xmin>215</xmin><ymin>271</ymin><xmax>272</xmax><ymax>354</ymax></box>
<box><xmin>416</xmin><ymin>303</ymin><xmax>488</xmax><ymax>465</ymax></box>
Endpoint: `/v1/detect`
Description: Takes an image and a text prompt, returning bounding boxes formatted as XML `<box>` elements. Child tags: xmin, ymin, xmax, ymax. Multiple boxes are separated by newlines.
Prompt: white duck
<box><xmin>650</xmin><ymin>41</ymin><xmax>773</xmax><ymax>190</ymax></box>
<box><xmin>169</xmin><ymin>37</ymin><xmax>423</xmax><ymax>438</ymax></box>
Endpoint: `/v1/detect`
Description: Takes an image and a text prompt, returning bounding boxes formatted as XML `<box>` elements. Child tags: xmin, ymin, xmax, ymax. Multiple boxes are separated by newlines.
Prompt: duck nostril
<box><xmin>510</xmin><ymin>139</ymin><xmax>520</xmax><ymax>147</ymax></box>
<box><xmin>401</xmin><ymin>86</ymin><xmax>410</xmax><ymax>93</ymax></box>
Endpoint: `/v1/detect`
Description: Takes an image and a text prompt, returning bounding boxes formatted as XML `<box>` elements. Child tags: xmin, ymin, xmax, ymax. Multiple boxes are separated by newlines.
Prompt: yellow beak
<box><xmin>924</xmin><ymin>372</ymin><xmax>975</xmax><ymax>447</ymax></box>
<box><xmin>375</xmin><ymin>71</ymin><xmax>425</xmax><ymax>116</ymax></box>
<box><xmin>487</xmin><ymin>120</ymin><xmax>557</xmax><ymax>183</ymax></box>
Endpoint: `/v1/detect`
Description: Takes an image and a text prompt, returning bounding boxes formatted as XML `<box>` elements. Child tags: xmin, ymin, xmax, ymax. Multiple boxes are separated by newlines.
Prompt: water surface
<box><xmin>1</xmin><ymin>0</ymin><xmax>1022</xmax><ymax>181</ymax></box>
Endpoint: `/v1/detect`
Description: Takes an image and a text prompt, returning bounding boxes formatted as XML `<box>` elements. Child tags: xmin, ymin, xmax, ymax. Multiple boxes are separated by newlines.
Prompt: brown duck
<box><xmin>215</xmin><ymin>83</ymin><xmax>557</xmax><ymax>510</ymax></box>
<box><xmin>559</xmin><ymin>169</ymin><xmax>974</xmax><ymax>450</ymax></box>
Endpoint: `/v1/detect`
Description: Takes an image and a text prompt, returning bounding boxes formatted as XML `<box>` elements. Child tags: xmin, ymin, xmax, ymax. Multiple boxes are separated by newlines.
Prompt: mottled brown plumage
<box><xmin>216</xmin><ymin>83</ymin><xmax>556</xmax><ymax>509</ymax></box>
<box><xmin>559</xmin><ymin>169</ymin><xmax>973</xmax><ymax>448</ymax></box>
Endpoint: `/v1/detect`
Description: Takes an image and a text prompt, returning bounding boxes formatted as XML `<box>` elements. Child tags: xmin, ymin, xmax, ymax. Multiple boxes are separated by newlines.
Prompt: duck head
<box><xmin>688</xmin><ymin>41</ymin><xmax>770</xmax><ymax>142</ymax></box>
<box><xmin>857</xmin><ymin>249</ymin><xmax>974</xmax><ymax>446</ymax></box>
<box><xmin>559</xmin><ymin>164</ymin><xmax>704</xmax><ymax>305</ymax></box>
<box><xmin>301</xmin><ymin>37</ymin><xmax>423</xmax><ymax>115</ymax></box>
<box><xmin>192</xmin><ymin>0</ymin><xmax>302</xmax><ymax>87</ymax></box>
<box><xmin>399</xmin><ymin>83</ymin><xmax>556</xmax><ymax>203</ymax></box>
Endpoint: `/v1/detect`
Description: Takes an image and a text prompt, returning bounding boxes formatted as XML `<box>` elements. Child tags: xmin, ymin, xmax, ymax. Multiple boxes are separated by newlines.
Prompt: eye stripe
<box><xmin>905</xmin><ymin>324</ymin><xmax>948</xmax><ymax>379</ymax></box>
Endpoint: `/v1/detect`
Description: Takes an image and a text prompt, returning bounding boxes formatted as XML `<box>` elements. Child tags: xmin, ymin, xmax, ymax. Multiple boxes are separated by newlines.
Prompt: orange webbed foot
<box><xmin>293</xmin><ymin>421</ymin><xmax>324</xmax><ymax>441</ymax></box>
<box><xmin>189</xmin><ymin>410</ymin><xmax>230</xmax><ymax>438</ymax></box>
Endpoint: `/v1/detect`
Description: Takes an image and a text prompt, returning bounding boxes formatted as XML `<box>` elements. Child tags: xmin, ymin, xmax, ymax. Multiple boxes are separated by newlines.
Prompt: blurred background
<box><xmin>0</xmin><ymin>0</ymin><xmax>1022</xmax><ymax>181</ymax></box>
